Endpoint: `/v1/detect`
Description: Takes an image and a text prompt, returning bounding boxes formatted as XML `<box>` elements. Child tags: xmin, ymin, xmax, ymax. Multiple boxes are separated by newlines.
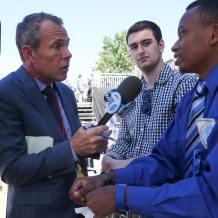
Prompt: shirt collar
<box><xmin>154</xmin><ymin>64</ymin><xmax>173</xmax><ymax>84</ymax></box>
<box><xmin>141</xmin><ymin>64</ymin><xmax>173</xmax><ymax>91</ymax></box>
<box><xmin>34</xmin><ymin>78</ymin><xmax>53</xmax><ymax>91</ymax></box>
<box><xmin>205</xmin><ymin>64</ymin><xmax>218</xmax><ymax>96</ymax></box>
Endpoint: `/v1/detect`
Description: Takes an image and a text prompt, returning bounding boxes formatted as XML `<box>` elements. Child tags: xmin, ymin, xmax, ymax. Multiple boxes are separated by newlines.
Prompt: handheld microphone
<box><xmin>97</xmin><ymin>76</ymin><xmax>142</xmax><ymax>126</ymax></box>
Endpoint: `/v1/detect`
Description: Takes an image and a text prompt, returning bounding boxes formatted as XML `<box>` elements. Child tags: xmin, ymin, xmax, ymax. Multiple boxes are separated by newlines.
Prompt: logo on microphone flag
<box><xmin>106</xmin><ymin>92</ymin><xmax>122</xmax><ymax>114</ymax></box>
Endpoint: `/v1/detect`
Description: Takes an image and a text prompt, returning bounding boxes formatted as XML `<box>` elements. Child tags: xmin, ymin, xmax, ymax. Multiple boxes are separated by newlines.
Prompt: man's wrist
<box><xmin>101</xmin><ymin>171</ymin><xmax>112</xmax><ymax>185</ymax></box>
<box><xmin>103</xmin><ymin>155</ymin><xmax>114</xmax><ymax>160</ymax></box>
<box><xmin>100</xmin><ymin>170</ymin><xmax>116</xmax><ymax>185</ymax></box>
<box><xmin>109</xmin><ymin>170</ymin><xmax>116</xmax><ymax>184</ymax></box>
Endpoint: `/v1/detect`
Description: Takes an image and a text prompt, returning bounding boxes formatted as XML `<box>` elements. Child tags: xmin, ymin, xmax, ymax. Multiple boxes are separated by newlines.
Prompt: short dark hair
<box><xmin>126</xmin><ymin>20</ymin><xmax>162</xmax><ymax>44</ymax></box>
<box><xmin>186</xmin><ymin>0</ymin><xmax>218</xmax><ymax>27</ymax></box>
<box><xmin>16</xmin><ymin>12</ymin><xmax>63</xmax><ymax>62</ymax></box>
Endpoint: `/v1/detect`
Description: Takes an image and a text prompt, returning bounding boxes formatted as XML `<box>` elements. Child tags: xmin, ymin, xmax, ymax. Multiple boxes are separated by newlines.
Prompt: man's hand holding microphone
<box><xmin>70</xmin><ymin>125</ymin><xmax>111</xmax><ymax>156</ymax></box>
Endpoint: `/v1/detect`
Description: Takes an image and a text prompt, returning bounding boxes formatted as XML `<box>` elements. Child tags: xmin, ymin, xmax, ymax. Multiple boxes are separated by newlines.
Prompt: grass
<box><xmin>0</xmin><ymin>188</ymin><xmax>6</xmax><ymax>218</ymax></box>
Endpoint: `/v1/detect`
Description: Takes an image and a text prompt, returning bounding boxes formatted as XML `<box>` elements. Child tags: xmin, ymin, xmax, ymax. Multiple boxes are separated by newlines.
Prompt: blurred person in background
<box><xmin>77</xmin><ymin>73</ymin><xmax>85</xmax><ymax>102</ymax></box>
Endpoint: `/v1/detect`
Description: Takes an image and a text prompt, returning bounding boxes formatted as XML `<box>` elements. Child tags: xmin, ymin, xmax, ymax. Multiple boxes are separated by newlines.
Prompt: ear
<box><xmin>159</xmin><ymin>39</ymin><xmax>165</xmax><ymax>53</ymax></box>
<box><xmin>210</xmin><ymin>24</ymin><xmax>218</xmax><ymax>45</ymax></box>
<box><xmin>22</xmin><ymin>45</ymin><xmax>37</xmax><ymax>63</ymax></box>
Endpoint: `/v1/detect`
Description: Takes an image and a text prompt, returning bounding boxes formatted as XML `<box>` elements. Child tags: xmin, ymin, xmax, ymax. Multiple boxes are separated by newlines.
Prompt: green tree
<box><xmin>96</xmin><ymin>30</ymin><xmax>134</xmax><ymax>73</ymax></box>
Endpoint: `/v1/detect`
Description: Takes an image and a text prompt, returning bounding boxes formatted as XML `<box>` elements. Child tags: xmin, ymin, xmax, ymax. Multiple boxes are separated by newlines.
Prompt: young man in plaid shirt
<box><xmin>102</xmin><ymin>20</ymin><xmax>197</xmax><ymax>171</ymax></box>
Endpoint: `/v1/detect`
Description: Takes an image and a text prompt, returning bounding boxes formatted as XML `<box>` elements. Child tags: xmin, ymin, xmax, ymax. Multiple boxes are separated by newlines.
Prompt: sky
<box><xmin>0</xmin><ymin>0</ymin><xmax>194</xmax><ymax>82</ymax></box>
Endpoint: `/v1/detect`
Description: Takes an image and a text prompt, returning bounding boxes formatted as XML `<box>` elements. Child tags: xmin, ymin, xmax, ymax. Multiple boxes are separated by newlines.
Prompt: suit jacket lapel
<box><xmin>16</xmin><ymin>67</ymin><xmax>64</xmax><ymax>141</ymax></box>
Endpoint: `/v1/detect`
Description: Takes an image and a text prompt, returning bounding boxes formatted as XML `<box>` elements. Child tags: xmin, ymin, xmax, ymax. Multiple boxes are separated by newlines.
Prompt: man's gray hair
<box><xmin>16</xmin><ymin>12</ymin><xmax>63</xmax><ymax>62</ymax></box>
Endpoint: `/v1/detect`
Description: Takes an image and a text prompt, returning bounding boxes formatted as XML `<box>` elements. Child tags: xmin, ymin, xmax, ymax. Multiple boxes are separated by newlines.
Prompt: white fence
<box><xmin>93</xmin><ymin>73</ymin><xmax>136</xmax><ymax>88</ymax></box>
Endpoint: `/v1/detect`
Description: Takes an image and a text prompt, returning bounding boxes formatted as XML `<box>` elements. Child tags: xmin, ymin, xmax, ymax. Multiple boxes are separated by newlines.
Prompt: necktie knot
<box><xmin>42</xmin><ymin>86</ymin><xmax>54</xmax><ymax>99</ymax></box>
<box><xmin>195</xmin><ymin>81</ymin><xmax>207</xmax><ymax>97</ymax></box>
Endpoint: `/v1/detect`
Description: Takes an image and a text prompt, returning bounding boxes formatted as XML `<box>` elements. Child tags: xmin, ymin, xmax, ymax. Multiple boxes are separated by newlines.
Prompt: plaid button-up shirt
<box><xmin>106</xmin><ymin>64</ymin><xmax>197</xmax><ymax>159</ymax></box>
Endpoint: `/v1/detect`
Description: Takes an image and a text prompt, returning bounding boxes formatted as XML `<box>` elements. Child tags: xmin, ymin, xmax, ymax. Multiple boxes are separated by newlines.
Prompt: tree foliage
<box><xmin>96</xmin><ymin>30</ymin><xmax>135</xmax><ymax>73</ymax></box>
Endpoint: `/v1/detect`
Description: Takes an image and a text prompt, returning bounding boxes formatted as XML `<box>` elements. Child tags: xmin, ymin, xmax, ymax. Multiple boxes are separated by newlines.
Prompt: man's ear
<box><xmin>210</xmin><ymin>24</ymin><xmax>218</xmax><ymax>45</ymax></box>
<box><xmin>159</xmin><ymin>39</ymin><xmax>165</xmax><ymax>53</ymax></box>
<box><xmin>22</xmin><ymin>45</ymin><xmax>36</xmax><ymax>63</ymax></box>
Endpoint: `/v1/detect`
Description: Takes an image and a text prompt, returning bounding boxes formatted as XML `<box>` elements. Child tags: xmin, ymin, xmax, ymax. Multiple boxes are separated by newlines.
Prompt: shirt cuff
<box><xmin>70</xmin><ymin>143</ymin><xmax>79</xmax><ymax>162</ymax></box>
<box><xmin>116</xmin><ymin>184</ymin><xmax>128</xmax><ymax>211</ymax></box>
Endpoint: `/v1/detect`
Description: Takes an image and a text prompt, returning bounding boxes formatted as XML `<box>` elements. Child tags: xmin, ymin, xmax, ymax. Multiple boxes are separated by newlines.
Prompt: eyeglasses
<box><xmin>141</xmin><ymin>90</ymin><xmax>151</xmax><ymax>115</ymax></box>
